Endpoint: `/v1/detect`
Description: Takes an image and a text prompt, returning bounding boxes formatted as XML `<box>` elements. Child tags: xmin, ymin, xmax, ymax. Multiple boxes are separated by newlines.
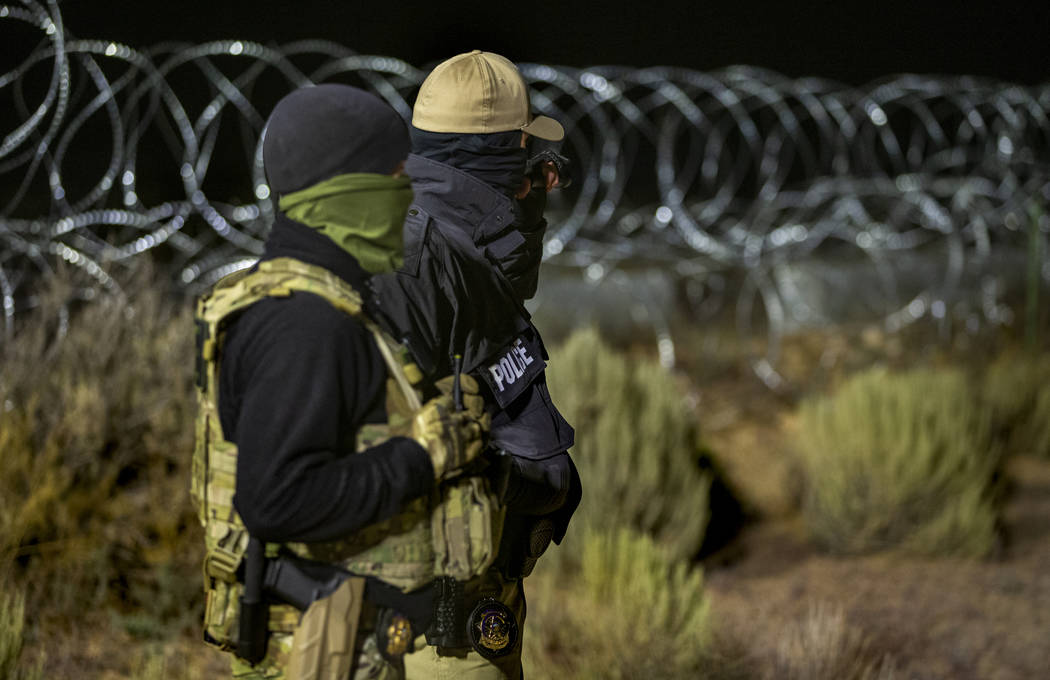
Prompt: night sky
<box><xmin>53</xmin><ymin>0</ymin><xmax>1049</xmax><ymax>86</ymax></box>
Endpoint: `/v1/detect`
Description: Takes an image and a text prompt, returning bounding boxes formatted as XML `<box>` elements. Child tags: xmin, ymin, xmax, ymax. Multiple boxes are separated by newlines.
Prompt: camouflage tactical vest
<box><xmin>191</xmin><ymin>257</ymin><xmax>504</xmax><ymax>651</ymax></box>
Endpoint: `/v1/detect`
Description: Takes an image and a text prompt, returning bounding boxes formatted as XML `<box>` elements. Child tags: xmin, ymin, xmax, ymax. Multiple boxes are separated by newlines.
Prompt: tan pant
<box><xmin>403</xmin><ymin>570</ymin><xmax>524</xmax><ymax>680</ymax></box>
<box><xmin>402</xmin><ymin>640</ymin><xmax>521</xmax><ymax>680</ymax></box>
<box><xmin>231</xmin><ymin>632</ymin><xmax>399</xmax><ymax>680</ymax></box>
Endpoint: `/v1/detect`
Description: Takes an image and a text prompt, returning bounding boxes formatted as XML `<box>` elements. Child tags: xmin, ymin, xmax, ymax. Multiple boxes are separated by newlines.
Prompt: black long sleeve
<box><xmin>218</xmin><ymin>292</ymin><xmax>434</xmax><ymax>544</ymax></box>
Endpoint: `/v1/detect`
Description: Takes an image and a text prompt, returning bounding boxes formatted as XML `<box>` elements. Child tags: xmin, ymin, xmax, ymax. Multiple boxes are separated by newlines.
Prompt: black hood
<box><xmin>403</xmin><ymin>154</ymin><xmax>518</xmax><ymax>245</ymax></box>
<box><xmin>403</xmin><ymin>154</ymin><xmax>547</xmax><ymax>302</ymax></box>
<box><xmin>367</xmin><ymin>199</ymin><xmax>531</xmax><ymax>382</ymax></box>
<box><xmin>368</xmin><ymin>156</ymin><xmax>574</xmax><ymax>460</ymax></box>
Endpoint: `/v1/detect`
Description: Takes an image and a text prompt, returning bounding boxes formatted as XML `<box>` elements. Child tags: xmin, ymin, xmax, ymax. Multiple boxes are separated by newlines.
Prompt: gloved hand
<box><xmin>515</xmin><ymin>150</ymin><xmax>572</xmax><ymax>199</ymax></box>
<box><xmin>434</xmin><ymin>374</ymin><xmax>486</xmax><ymax>419</ymax></box>
<box><xmin>525</xmin><ymin>149</ymin><xmax>572</xmax><ymax>190</ymax></box>
<box><xmin>413</xmin><ymin>374</ymin><xmax>490</xmax><ymax>481</ymax></box>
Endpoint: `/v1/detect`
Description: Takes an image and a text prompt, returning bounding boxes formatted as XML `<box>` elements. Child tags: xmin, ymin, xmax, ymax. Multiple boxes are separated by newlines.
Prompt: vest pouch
<box><xmin>202</xmin><ymin>578</ymin><xmax>311</xmax><ymax>651</ymax></box>
<box><xmin>203</xmin><ymin>577</ymin><xmax>240</xmax><ymax>650</ymax></box>
<box><xmin>431</xmin><ymin>475</ymin><xmax>505</xmax><ymax>581</ymax></box>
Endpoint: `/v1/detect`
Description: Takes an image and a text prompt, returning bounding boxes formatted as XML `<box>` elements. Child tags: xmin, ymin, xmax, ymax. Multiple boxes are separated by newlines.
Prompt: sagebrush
<box><xmin>524</xmin><ymin>527</ymin><xmax>718</xmax><ymax>680</ymax></box>
<box><xmin>795</xmin><ymin>367</ymin><xmax>1000</xmax><ymax>556</ymax></box>
<box><xmin>547</xmin><ymin>327</ymin><xmax>712</xmax><ymax>561</ymax></box>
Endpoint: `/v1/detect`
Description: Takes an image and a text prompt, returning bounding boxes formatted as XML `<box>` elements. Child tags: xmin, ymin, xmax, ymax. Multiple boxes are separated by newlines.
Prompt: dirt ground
<box><xmin>677</xmin><ymin>324</ymin><xmax>1050</xmax><ymax>679</ymax></box>
<box><xmin>703</xmin><ymin>443</ymin><xmax>1050</xmax><ymax>679</ymax></box>
<box><xmin>73</xmin><ymin>458</ymin><xmax>1047</xmax><ymax>680</ymax></box>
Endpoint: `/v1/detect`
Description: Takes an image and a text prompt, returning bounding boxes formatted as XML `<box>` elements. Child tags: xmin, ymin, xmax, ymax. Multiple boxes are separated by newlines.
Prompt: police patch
<box><xmin>476</xmin><ymin>332</ymin><xmax>545</xmax><ymax>408</ymax></box>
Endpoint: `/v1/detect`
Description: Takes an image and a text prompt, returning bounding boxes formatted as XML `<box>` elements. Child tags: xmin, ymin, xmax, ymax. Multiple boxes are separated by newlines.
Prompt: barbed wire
<box><xmin>2</xmin><ymin>0</ymin><xmax>1048</xmax><ymax>385</ymax></box>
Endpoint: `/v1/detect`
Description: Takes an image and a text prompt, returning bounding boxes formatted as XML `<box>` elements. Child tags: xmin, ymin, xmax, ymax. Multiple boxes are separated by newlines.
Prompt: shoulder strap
<box><xmin>200</xmin><ymin>257</ymin><xmax>421</xmax><ymax>411</ymax></box>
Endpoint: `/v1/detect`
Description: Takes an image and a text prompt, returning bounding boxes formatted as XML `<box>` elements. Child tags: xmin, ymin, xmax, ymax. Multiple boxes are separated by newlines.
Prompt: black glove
<box><xmin>525</xmin><ymin>149</ymin><xmax>573</xmax><ymax>189</ymax></box>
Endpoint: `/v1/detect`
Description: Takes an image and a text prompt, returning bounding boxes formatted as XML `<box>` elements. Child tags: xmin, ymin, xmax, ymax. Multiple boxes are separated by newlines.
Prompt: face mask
<box><xmin>410</xmin><ymin>128</ymin><xmax>526</xmax><ymax>197</ymax></box>
<box><xmin>278</xmin><ymin>173</ymin><xmax>413</xmax><ymax>274</ymax></box>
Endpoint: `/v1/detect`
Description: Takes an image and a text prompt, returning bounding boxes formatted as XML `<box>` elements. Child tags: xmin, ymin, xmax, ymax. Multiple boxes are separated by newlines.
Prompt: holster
<box><xmin>236</xmin><ymin>537</ymin><xmax>269</xmax><ymax>664</ymax></box>
<box><xmin>286</xmin><ymin>576</ymin><xmax>367</xmax><ymax>680</ymax></box>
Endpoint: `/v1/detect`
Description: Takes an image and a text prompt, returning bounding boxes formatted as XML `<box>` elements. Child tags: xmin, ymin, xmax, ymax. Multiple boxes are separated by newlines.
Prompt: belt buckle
<box><xmin>467</xmin><ymin>597</ymin><xmax>518</xmax><ymax>659</ymax></box>
<box><xmin>204</xmin><ymin>545</ymin><xmax>242</xmax><ymax>583</ymax></box>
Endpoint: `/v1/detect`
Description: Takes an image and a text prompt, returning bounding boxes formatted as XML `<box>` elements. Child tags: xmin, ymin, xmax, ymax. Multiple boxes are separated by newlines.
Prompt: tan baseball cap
<box><xmin>412</xmin><ymin>50</ymin><xmax>564</xmax><ymax>141</ymax></box>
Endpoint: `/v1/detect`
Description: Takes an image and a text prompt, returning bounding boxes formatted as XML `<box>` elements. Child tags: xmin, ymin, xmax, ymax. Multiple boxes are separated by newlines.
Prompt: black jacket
<box><xmin>370</xmin><ymin>154</ymin><xmax>581</xmax><ymax>537</ymax></box>
<box><xmin>219</xmin><ymin>215</ymin><xmax>434</xmax><ymax>544</ymax></box>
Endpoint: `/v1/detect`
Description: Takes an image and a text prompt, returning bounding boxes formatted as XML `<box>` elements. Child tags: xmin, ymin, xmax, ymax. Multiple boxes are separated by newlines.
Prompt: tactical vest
<box><xmin>191</xmin><ymin>257</ymin><xmax>504</xmax><ymax>651</ymax></box>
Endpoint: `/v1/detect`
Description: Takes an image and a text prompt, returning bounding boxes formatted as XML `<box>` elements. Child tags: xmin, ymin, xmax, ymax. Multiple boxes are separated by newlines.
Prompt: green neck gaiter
<box><xmin>278</xmin><ymin>173</ymin><xmax>413</xmax><ymax>274</ymax></box>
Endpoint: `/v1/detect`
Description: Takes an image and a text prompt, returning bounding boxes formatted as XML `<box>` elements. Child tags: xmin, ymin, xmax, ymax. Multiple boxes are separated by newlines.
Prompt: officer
<box><xmin>191</xmin><ymin>83</ymin><xmax>495</xmax><ymax>679</ymax></box>
<box><xmin>370</xmin><ymin>51</ymin><xmax>582</xmax><ymax>679</ymax></box>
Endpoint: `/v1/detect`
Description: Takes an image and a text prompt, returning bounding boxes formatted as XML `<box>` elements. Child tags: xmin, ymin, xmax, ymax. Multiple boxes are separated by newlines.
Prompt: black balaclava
<box><xmin>410</xmin><ymin>128</ymin><xmax>526</xmax><ymax>198</ymax></box>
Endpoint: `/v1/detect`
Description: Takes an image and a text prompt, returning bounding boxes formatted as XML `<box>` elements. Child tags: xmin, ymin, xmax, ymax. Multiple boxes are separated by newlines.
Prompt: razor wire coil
<box><xmin>2</xmin><ymin>0</ymin><xmax>1048</xmax><ymax>384</ymax></box>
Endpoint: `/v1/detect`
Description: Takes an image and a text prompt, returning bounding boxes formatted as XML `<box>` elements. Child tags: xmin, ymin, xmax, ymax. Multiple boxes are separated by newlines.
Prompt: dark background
<box><xmin>53</xmin><ymin>0</ymin><xmax>1050</xmax><ymax>85</ymax></box>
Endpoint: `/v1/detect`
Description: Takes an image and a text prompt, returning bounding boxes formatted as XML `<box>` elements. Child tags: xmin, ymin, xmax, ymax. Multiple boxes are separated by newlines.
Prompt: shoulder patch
<box><xmin>476</xmin><ymin>331</ymin><xmax>545</xmax><ymax>408</ymax></box>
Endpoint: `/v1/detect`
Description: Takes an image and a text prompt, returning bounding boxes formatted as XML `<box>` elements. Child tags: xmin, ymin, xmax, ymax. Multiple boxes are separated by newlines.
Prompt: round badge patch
<box><xmin>468</xmin><ymin>598</ymin><xmax>518</xmax><ymax>659</ymax></box>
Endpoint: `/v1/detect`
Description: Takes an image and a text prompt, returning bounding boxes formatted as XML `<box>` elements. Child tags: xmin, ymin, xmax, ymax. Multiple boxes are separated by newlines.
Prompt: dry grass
<box><xmin>526</xmin><ymin>328</ymin><xmax>729</xmax><ymax>677</ymax></box>
<box><xmin>0</xmin><ymin>265</ymin><xmax>201</xmax><ymax>677</ymax></box>
<box><xmin>0</xmin><ymin>588</ymin><xmax>43</xmax><ymax>680</ymax></box>
<box><xmin>770</xmin><ymin>603</ymin><xmax>897</xmax><ymax>680</ymax></box>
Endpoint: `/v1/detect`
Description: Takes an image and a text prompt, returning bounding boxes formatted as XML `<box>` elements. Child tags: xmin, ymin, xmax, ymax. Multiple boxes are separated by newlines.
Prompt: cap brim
<box><xmin>520</xmin><ymin>114</ymin><xmax>564</xmax><ymax>141</ymax></box>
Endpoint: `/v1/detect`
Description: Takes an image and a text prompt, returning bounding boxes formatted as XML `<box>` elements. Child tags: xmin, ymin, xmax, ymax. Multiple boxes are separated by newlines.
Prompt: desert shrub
<box><xmin>0</xmin><ymin>266</ymin><xmax>201</xmax><ymax>645</ymax></box>
<box><xmin>0</xmin><ymin>586</ymin><xmax>43</xmax><ymax>680</ymax></box>
<box><xmin>771</xmin><ymin>603</ymin><xmax>896</xmax><ymax>680</ymax></box>
<box><xmin>983</xmin><ymin>352</ymin><xmax>1050</xmax><ymax>458</ymax></box>
<box><xmin>795</xmin><ymin>367</ymin><xmax>1000</xmax><ymax>557</ymax></box>
<box><xmin>547</xmin><ymin>327</ymin><xmax>712</xmax><ymax>561</ymax></box>
<box><xmin>132</xmin><ymin>642</ymin><xmax>217</xmax><ymax>680</ymax></box>
<box><xmin>524</xmin><ymin>527</ymin><xmax>723</xmax><ymax>680</ymax></box>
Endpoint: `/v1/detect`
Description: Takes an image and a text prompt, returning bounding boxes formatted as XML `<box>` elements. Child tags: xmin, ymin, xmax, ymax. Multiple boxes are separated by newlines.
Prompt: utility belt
<box><xmin>424</xmin><ymin>575</ymin><xmax>520</xmax><ymax>659</ymax></box>
<box><xmin>236</xmin><ymin>538</ymin><xmax>427</xmax><ymax>671</ymax></box>
<box><xmin>236</xmin><ymin>539</ymin><xmax>520</xmax><ymax>669</ymax></box>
